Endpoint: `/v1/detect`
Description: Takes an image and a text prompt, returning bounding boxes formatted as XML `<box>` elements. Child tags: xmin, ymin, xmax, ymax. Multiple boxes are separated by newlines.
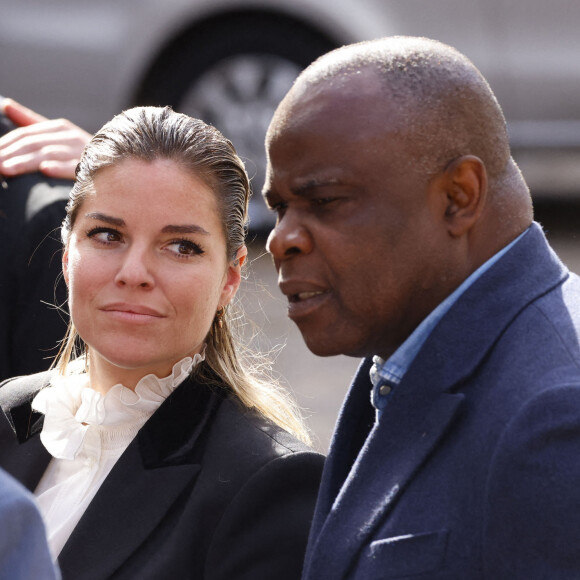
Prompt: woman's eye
<box><xmin>86</xmin><ymin>227</ymin><xmax>122</xmax><ymax>244</ymax></box>
<box><xmin>167</xmin><ymin>239</ymin><xmax>204</xmax><ymax>258</ymax></box>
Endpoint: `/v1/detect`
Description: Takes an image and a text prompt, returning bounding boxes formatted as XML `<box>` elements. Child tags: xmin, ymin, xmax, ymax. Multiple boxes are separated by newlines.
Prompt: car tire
<box><xmin>135</xmin><ymin>11</ymin><xmax>337</xmax><ymax>234</ymax></box>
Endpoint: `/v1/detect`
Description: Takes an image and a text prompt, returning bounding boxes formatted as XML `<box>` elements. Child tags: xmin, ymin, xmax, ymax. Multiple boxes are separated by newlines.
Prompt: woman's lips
<box><xmin>100</xmin><ymin>303</ymin><xmax>165</xmax><ymax>322</ymax></box>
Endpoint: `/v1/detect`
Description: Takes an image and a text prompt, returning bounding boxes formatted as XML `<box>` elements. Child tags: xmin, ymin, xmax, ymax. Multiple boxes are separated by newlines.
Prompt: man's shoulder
<box><xmin>523</xmin><ymin>269</ymin><xmax>580</xmax><ymax>338</ymax></box>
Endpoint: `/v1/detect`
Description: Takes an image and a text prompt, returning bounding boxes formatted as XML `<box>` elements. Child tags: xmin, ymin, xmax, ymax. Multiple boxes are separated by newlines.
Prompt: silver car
<box><xmin>2</xmin><ymin>0</ymin><xmax>579</xmax><ymax>227</ymax></box>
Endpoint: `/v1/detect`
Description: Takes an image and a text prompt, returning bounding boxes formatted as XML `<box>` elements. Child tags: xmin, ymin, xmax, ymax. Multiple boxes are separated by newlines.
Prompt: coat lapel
<box><xmin>58</xmin><ymin>440</ymin><xmax>200</xmax><ymax>579</ymax></box>
<box><xmin>304</xmin><ymin>223</ymin><xmax>568</xmax><ymax>579</ymax></box>
<box><xmin>305</xmin><ymin>378</ymin><xmax>464</xmax><ymax>579</ymax></box>
<box><xmin>58</xmin><ymin>373</ymin><xmax>224</xmax><ymax>579</ymax></box>
<box><xmin>0</xmin><ymin>372</ymin><xmax>52</xmax><ymax>490</ymax></box>
<box><xmin>308</xmin><ymin>359</ymin><xmax>375</xmax><ymax>532</ymax></box>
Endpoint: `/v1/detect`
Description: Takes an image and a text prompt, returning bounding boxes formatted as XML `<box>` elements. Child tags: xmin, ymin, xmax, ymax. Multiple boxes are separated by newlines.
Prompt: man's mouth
<box><xmin>289</xmin><ymin>291</ymin><xmax>326</xmax><ymax>303</ymax></box>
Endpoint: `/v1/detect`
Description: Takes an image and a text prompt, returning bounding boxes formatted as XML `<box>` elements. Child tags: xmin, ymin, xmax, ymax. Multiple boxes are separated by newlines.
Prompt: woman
<box><xmin>0</xmin><ymin>106</ymin><xmax>323</xmax><ymax>579</ymax></box>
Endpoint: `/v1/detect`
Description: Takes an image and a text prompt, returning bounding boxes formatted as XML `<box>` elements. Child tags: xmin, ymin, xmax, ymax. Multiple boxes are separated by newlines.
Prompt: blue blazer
<box><xmin>303</xmin><ymin>222</ymin><xmax>580</xmax><ymax>579</ymax></box>
<box><xmin>0</xmin><ymin>467</ymin><xmax>59</xmax><ymax>579</ymax></box>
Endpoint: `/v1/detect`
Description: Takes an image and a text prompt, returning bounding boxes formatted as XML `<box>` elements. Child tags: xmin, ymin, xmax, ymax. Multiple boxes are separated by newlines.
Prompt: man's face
<box><xmin>263</xmin><ymin>71</ymin><xmax>456</xmax><ymax>359</ymax></box>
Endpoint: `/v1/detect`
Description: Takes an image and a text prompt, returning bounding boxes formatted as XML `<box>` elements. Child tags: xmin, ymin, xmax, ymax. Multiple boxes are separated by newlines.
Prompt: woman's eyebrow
<box><xmin>85</xmin><ymin>212</ymin><xmax>125</xmax><ymax>227</ymax></box>
<box><xmin>84</xmin><ymin>213</ymin><xmax>210</xmax><ymax>236</ymax></box>
<box><xmin>161</xmin><ymin>224</ymin><xmax>210</xmax><ymax>236</ymax></box>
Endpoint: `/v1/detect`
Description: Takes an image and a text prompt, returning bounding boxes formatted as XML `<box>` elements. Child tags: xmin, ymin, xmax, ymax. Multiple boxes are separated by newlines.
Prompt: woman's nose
<box><xmin>114</xmin><ymin>245</ymin><xmax>155</xmax><ymax>288</ymax></box>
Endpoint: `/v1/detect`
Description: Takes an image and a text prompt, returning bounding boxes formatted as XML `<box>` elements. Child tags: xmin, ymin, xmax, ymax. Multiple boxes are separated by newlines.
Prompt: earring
<box><xmin>215</xmin><ymin>307</ymin><xmax>225</xmax><ymax>329</ymax></box>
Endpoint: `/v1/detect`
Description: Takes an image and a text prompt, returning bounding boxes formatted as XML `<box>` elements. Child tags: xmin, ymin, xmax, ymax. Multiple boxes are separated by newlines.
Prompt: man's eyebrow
<box><xmin>85</xmin><ymin>212</ymin><xmax>125</xmax><ymax>227</ymax></box>
<box><xmin>263</xmin><ymin>178</ymin><xmax>344</xmax><ymax>203</ymax></box>
<box><xmin>292</xmin><ymin>177</ymin><xmax>343</xmax><ymax>196</ymax></box>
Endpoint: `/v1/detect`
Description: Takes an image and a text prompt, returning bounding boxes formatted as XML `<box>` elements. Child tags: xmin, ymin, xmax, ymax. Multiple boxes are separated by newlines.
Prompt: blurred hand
<box><xmin>0</xmin><ymin>98</ymin><xmax>91</xmax><ymax>180</ymax></box>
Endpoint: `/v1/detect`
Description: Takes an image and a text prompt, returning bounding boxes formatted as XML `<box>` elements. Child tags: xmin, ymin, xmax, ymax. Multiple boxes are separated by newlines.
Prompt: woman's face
<box><xmin>63</xmin><ymin>157</ymin><xmax>245</xmax><ymax>390</ymax></box>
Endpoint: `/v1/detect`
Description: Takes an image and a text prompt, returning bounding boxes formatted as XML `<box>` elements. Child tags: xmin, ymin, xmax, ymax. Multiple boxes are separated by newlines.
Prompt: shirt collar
<box><xmin>370</xmin><ymin>228</ymin><xmax>528</xmax><ymax>408</ymax></box>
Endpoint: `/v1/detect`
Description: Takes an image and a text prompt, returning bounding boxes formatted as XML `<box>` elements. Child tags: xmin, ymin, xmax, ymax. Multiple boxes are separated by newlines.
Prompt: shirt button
<box><xmin>379</xmin><ymin>384</ymin><xmax>392</xmax><ymax>396</ymax></box>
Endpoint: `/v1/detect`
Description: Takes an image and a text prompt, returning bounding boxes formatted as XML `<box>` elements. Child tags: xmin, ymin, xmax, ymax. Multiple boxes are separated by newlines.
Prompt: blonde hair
<box><xmin>56</xmin><ymin>106</ymin><xmax>310</xmax><ymax>444</ymax></box>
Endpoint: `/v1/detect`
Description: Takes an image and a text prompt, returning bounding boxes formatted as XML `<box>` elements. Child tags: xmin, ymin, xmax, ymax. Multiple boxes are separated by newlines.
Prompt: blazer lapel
<box><xmin>305</xmin><ymin>382</ymin><xmax>464</xmax><ymax>580</ymax></box>
<box><xmin>58</xmin><ymin>373</ymin><xmax>224</xmax><ymax>580</ymax></box>
<box><xmin>0</xmin><ymin>372</ymin><xmax>52</xmax><ymax>490</ymax></box>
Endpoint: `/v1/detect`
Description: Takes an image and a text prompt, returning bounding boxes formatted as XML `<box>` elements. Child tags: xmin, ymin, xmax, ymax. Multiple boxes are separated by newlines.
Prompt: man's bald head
<box><xmin>275</xmin><ymin>37</ymin><xmax>523</xmax><ymax>191</ymax></box>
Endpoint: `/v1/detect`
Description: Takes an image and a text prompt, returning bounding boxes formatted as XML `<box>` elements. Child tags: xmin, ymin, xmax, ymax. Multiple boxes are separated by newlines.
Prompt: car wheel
<box><xmin>136</xmin><ymin>12</ymin><xmax>337</xmax><ymax>234</ymax></box>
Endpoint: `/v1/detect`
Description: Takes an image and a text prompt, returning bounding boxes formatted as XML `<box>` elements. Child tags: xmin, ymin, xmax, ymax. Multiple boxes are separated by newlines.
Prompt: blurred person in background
<box><xmin>0</xmin><ymin>105</ymin><xmax>76</xmax><ymax>380</ymax></box>
<box><xmin>0</xmin><ymin>466</ymin><xmax>59</xmax><ymax>579</ymax></box>
<box><xmin>0</xmin><ymin>105</ymin><xmax>322</xmax><ymax>579</ymax></box>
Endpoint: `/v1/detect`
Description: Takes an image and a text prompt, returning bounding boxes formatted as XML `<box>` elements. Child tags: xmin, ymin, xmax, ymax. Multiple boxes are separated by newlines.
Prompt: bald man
<box><xmin>264</xmin><ymin>37</ymin><xmax>580</xmax><ymax>578</ymax></box>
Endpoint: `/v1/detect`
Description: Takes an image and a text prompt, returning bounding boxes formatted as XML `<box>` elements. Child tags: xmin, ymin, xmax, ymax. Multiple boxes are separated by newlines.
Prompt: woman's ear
<box><xmin>219</xmin><ymin>245</ymin><xmax>248</xmax><ymax>307</ymax></box>
<box><xmin>440</xmin><ymin>155</ymin><xmax>488</xmax><ymax>238</ymax></box>
<box><xmin>233</xmin><ymin>245</ymin><xmax>247</xmax><ymax>269</ymax></box>
<box><xmin>62</xmin><ymin>246</ymin><xmax>70</xmax><ymax>286</ymax></box>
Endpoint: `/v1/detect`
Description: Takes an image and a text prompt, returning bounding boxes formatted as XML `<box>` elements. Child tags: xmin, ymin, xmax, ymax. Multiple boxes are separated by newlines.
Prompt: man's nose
<box><xmin>266</xmin><ymin>212</ymin><xmax>313</xmax><ymax>261</ymax></box>
<box><xmin>114</xmin><ymin>245</ymin><xmax>155</xmax><ymax>288</ymax></box>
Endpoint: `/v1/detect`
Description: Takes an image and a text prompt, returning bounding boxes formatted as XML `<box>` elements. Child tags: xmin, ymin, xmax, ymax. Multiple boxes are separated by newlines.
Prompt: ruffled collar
<box><xmin>32</xmin><ymin>353</ymin><xmax>205</xmax><ymax>461</ymax></box>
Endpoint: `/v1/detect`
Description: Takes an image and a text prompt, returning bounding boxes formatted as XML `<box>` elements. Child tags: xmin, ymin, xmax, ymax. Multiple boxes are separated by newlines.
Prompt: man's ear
<box><xmin>438</xmin><ymin>155</ymin><xmax>487</xmax><ymax>238</ymax></box>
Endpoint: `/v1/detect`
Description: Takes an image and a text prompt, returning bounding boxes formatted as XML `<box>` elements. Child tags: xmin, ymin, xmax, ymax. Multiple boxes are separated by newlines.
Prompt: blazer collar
<box><xmin>0</xmin><ymin>373</ymin><xmax>52</xmax><ymax>491</ymax></box>
<box><xmin>400</xmin><ymin>222</ymin><xmax>567</xmax><ymax>399</ymax></box>
<box><xmin>137</xmin><ymin>371</ymin><xmax>225</xmax><ymax>468</ymax></box>
<box><xmin>0</xmin><ymin>371</ymin><xmax>52</xmax><ymax>442</ymax></box>
<box><xmin>0</xmin><ymin>368</ymin><xmax>225</xmax><ymax>461</ymax></box>
<box><xmin>304</xmin><ymin>223</ymin><xmax>568</xmax><ymax>579</ymax></box>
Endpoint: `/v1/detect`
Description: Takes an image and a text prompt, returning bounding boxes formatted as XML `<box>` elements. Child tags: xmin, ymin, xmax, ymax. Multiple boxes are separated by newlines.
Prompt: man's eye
<box><xmin>270</xmin><ymin>201</ymin><xmax>287</xmax><ymax>212</ymax></box>
<box><xmin>267</xmin><ymin>202</ymin><xmax>288</xmax><ymax>218</ymax></box>
<box><xmin>314</xmin><ymin>197</ymin><xmax>337</xmax><ymax>206</ymax></box>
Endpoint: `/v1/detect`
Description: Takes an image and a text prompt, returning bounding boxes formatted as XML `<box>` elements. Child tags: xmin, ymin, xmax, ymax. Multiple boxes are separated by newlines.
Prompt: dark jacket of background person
<box><xmin>0</xmin><ymin>466</ymin><xmax>60</xmax><ymax>580</ymax></box>
<box><xmin>302</xmin><ymin>224</ymin><xmax>580</xmax><ymax>579</ymax></box>
<box><xmin>0</xmin><ymin>369</ymin><xmax>324</xmax><ymax>580</ymax></box>
<box><xmin>0</xmin><ymin>115</ymin><xmax>71</xmax><ymax>380</ymax></box>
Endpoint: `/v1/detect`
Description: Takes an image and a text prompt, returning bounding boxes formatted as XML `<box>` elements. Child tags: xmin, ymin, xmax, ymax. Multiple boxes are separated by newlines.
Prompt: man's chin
<box><xmin>299</xmin><ymin>330</ymin><xmax>361</xmax><ymax>359</ymax></box>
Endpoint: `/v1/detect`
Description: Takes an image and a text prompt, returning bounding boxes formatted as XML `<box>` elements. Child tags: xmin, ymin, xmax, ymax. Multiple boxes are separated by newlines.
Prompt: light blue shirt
<box><xmin>370</xmin><ymin>229</ymin><xmax>528</xmax><ymax>413</ymax></box>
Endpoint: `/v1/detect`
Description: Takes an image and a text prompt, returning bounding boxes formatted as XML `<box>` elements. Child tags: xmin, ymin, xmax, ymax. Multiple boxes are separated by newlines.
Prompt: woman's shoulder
<box><xmin>0</xmin><ymin>370</ymin><xmax>54</xmax><ymax>407</ymax></box>
<box><xmin>205</xmin><ymin>395</ymin><xmax>324</xmax><ymax>471</ymax></box>
<box><xmin>194</xmin><ymin>394</ymin><xmax>324</xmax><ymax>524</ymax></box>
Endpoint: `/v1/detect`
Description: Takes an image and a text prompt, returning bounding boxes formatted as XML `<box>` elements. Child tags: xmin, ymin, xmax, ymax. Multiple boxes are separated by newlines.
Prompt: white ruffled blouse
<box><xmin>31</xmin><ymin>354</ymin><xmax>204</xmax><ymax>559</ymax></box>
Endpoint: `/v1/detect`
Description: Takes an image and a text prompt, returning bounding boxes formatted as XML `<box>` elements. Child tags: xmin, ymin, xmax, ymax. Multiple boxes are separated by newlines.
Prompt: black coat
<box><xmin>0</xmin><ymin>370</ymin><xmax>324</xmax><ymax>579</ymax></box>
<box><xmin>0</xmin><ymin>113</ymin><xmax>71</xmax><ymax>380</ymax></box>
